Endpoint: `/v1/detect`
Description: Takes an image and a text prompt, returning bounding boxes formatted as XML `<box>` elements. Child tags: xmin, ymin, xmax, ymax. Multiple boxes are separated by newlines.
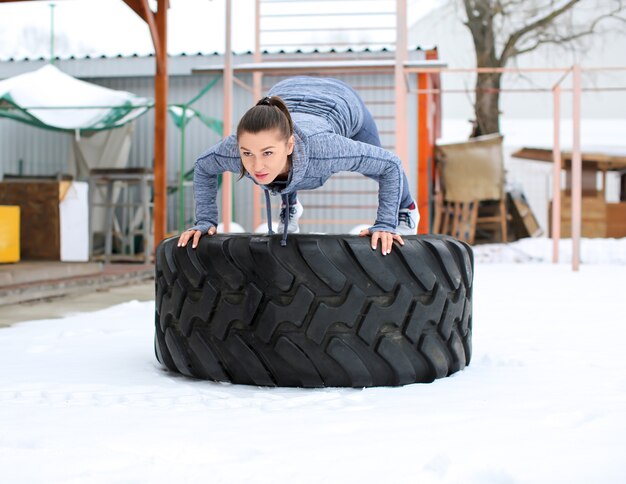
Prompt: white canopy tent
<box><xmin>0</xmin><ymin>63</ymin><xmax>153</xmax><ymax>177</ymax></box>
<box><xmin>0</xmin><ymin>64</ymin><xmax>222</xmax><ymax>261</ymax></box>
<box><xmin>0</xmin><ymin>64</ymin><xmax>151</xmax><ymax>131</ymax></box>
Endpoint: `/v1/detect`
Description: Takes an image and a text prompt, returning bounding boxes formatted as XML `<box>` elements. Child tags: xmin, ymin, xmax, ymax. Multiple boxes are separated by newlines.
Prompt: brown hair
<box><xmin>236</xmin><ymin>96</ymin><xmax>294</xmax><ymax>179</ymax></box>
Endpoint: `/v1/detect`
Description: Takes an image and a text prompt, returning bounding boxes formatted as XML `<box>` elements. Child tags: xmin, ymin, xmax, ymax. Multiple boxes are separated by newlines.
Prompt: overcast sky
<box><xmin>0</xmin><ymin>0</ymin><xmax>440</xmax><ymax>61</ymax></box>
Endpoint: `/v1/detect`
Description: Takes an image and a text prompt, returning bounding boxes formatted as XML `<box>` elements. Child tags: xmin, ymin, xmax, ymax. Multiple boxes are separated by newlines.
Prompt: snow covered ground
<box><xmin>1</xmin><ymin>238</ymin><xmax>626</xmax><ymax>483</ymax></box>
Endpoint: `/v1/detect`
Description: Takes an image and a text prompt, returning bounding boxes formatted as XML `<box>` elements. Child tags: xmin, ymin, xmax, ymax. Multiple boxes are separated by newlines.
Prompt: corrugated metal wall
<box><xmin>0</xmin><ymin>51</ymin><xmax>422</xmax><ymax>235</ymax></box>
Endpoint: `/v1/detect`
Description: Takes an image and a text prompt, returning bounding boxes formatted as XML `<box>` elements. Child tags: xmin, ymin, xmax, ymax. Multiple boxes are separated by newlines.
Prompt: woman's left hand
<box><xmin>359</xmin><ymin>229</ymin><xmax>404</xmax><ymax>256</ymax></box>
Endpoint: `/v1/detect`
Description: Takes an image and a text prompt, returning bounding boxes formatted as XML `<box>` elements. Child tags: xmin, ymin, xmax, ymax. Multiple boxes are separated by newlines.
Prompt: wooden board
<box><xmin>548</xmin><ymin>193</ymin><xmax>626</xmax><ymax>238</ymax></box>
<box><xmin>508</xmin><ymin>191</ymin><xmax>542</xmax><ymax>239</ymax></box>
<box><xmin>607</xmin><ymin>203</ymin><xmax>626</xmax><ymax>238</ymax></box>
<box><xmin>0</xmin><ymin>181</ymin><xmax>61</xmax><ymax>260</ymax></box>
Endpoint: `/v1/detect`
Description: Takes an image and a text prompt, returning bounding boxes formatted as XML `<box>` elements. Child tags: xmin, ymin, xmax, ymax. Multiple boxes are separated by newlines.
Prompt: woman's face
<box><xmin>238</xmin><ymin>129</ymin><xmax>294</xmax><ymax>184</ymax></box>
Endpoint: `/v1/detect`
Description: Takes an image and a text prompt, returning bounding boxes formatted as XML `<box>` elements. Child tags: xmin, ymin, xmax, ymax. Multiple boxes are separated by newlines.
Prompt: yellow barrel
<box><xmin>0</xmin><ymin>205</ymin><xmax>20</xmax><ymax>263</ymax></box>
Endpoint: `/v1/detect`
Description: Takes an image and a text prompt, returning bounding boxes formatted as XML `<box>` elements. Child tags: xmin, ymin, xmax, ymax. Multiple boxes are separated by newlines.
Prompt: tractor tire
<box><xmin>154</xmin><ymin>233</ymin><xmax>473</xmax><ymax>387</ymax></box>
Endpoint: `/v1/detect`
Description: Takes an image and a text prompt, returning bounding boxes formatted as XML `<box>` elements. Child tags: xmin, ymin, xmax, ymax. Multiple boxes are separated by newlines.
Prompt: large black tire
<box><xmin>154</xmin><ymin>234</ymin><xmax>473</xmax><ymax>387</ymax></box>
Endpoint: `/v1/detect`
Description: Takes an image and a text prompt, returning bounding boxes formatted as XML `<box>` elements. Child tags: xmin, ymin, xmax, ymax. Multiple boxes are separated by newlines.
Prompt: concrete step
<box><xmin>0</xmin><ymin>262</ymin><xmax>154</xmax><ymax>306</ymax></box>
<box><xmin>0</xmin><ymin>261</ymin><xmax>103</xmax><ymax>286</ymax></box>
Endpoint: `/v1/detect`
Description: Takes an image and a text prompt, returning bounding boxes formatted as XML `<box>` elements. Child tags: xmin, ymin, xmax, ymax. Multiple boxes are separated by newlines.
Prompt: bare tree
<box><xmin>460</xmin><ymin>0</ymin><xmax>626</xmax><ymax>136</ymax></box>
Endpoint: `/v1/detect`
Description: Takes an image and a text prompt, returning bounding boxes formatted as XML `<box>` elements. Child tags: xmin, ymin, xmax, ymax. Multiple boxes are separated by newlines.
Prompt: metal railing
<box><xmin>408</xmin><ymin>65</ymin><xmax>626</xmax><ymax>271</ymax></box>
<box><xmin>194</xmin><ymin>0</ymin><xmax>445</xmax><ymax>234</ymax></box>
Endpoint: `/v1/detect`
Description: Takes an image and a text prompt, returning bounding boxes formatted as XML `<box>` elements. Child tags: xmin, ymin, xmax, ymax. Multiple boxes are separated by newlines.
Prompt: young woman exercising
<box><xmin>178</xmin><ymin>76</ymin><xmax>419</xmax><ymax>255</ymax></box>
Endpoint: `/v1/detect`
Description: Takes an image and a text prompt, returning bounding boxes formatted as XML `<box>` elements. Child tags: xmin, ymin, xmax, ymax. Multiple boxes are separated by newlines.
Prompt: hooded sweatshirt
<box><xmin>190</xmin><ymin>76</ymin><xmax>404</xmax><ymax>234</ymax></box>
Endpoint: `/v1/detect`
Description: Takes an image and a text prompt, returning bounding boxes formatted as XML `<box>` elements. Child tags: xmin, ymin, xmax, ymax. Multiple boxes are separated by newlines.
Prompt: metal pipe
<box><xmin>395</xmin><ymin>0</ymin><xmax>408</xmax><ymax>173</ymax></box>
<box><xmin>49</xmin><ymin>3</ymin><xmax>55</xmax><ymax>64</ymax></box>
<box><xmin>252</xmin><ymin>0</ymin><xmax>263</xmax><ymax>232</ymax></box>
<box><xmin>221</xmin><ymin>0</ymin><xmax>233</xmax><ymax>233</ymax></box>
<box><xmin>178</xmin><ymin>105</ymin><xmax>187</xmax><ymax>234</ymax></box>
<box><xmin>192</xmin><ymin>59</ymin><xmax>446</xmax><ymax>74</ymax></box>
<box><xmin>263</xmin><ymin>12</ymin><xmax>395</xmax><ymax>18</ymax></box>
<box><xmin>417</xmin><ymin>71</ymin><xmax>429</xmax><ymax>234</ymax></box>
<box><xmin>571</xmin><ymin>64</ymin><xmax>583</xmax><ymax>271</ymax></box>
<box><xmin>552</xmin><ymin>84</ymin><xmax>562</xmax><ymax>263</ymax></box>
<box><xmin>407</xmin><ymin>67</ymin><xmax>581</xmax><ymax>73</ymax></box>
<box><xmin>261</xmin><ymin>27</ymin><xmax>396</xmax><ymax>33</ymax></box>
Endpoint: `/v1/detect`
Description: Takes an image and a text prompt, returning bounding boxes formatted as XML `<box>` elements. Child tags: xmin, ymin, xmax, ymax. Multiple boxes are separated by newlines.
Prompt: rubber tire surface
<box><xmin>155</xmin><ymin>233</ymin><xmax>473</xmax><ymax>387</ymax></box>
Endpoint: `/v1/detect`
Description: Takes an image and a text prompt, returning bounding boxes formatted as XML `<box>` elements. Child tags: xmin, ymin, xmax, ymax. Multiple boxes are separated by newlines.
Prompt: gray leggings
<box><xmin>283</xmin><ymin>99</ymin><xmax>414</xmax><ymax>209</ymax></box>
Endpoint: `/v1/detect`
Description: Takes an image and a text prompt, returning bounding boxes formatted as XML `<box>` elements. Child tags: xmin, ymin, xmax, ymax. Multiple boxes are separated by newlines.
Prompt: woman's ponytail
<box><xmin>236</xmin><ymin>95</ymin><xmax>293</xmax><ymax>142</ymax></box>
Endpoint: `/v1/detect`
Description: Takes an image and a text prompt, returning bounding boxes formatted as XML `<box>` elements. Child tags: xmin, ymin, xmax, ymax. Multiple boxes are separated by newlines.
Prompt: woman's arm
<box><xmin>190</xmin><ymin>155</ymin><xmax>221</xmax><ymax>234</ymax></box>
<box><xmin>179</xmin><ymin>136</ymin><xmax>241</xmax><ymax>248</ymax></box>
<box><xmin>308</xmin><ymin>133</ymin><xmax>404</xmax><ymax>233</ymax></box>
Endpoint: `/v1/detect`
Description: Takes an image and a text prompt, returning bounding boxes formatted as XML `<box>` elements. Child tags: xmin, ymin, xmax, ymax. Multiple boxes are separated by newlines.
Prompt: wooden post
<box><xmin>119</xmin><ymin>0</ymin><xmax>168</xmax><ymax>248</ymax></box>
<box><xmin>154</xmin><ymin>0</ymin><xmax>168</xmax><ymax>247</ymax></box>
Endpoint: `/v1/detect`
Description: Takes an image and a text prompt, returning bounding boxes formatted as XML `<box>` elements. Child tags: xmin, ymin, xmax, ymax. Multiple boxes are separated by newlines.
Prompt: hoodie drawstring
<box><xmin>281</xmin><ymin>196</ymin><xmax>290</xmax><ymax>247</ymax></box>
<box><xmin>264</xmin><ymin>189</ymin><xmax>274</xmax><ymax>235</ymax></box>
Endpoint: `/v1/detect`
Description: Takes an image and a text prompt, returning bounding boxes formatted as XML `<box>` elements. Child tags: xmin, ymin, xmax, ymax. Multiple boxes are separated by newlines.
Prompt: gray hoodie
<box><xmin>191</xmin><ymin>77</ymin><xmax>404</xmax><ymax>234</ymax></box>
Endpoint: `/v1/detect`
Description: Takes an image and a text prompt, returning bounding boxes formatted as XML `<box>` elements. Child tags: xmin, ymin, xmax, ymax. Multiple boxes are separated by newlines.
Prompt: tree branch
<box><xmin>499</xmin><ymin>0</ymin><xmax>581</xmax><ymax>63</ymax></box>
<box><xmin>509</xmin><ymin>1</ymin><xmax>626</xmax><ymax>58</ymax></box>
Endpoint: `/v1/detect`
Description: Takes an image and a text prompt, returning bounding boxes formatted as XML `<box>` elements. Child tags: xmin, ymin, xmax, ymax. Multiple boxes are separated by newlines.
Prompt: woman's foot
<box><xmin>396</xmin><ymin>203</ymin><xmax>419</xmax><ymax>235</ymax></box>
<box><xmin>277</xmin><ymin>201</ymin><xmax>303</xmax><ymax>233</ymax></box>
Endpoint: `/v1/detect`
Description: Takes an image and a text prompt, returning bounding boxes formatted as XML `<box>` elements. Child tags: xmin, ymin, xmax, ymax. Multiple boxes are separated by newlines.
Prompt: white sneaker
<box><xmin>396</xmin><ymin>205</ymin><xmax>419</xmax><ymax>235</ymax></box>
<box><xmin>277</xmin><ymin>201</ymin><xmax>303</xmax><ymax>234</ymax></box>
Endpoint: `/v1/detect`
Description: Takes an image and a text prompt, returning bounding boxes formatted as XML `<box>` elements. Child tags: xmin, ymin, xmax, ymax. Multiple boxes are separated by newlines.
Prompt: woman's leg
<box><xmin>351</xmin><ymin>98</ymin><xmax>383</xmax><ymax>147</ymax></box>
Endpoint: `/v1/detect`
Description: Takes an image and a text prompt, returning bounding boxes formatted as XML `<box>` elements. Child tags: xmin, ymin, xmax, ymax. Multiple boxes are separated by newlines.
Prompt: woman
<box><xmin>178</xmin><ymin>76</ymin><xmax>419</xmax><ymax>255</ymax></box>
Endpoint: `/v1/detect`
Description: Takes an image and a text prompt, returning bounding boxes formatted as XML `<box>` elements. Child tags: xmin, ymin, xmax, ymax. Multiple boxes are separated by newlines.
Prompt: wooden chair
<box><xmin>433</xmin><ymin>134</ymin><xmax>508</xmax><ymax>244</ymax></box>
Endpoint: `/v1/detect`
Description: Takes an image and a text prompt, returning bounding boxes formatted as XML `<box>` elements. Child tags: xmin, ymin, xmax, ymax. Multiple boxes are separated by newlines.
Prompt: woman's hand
<box><xmin>178</xmin><ymin>226</ymin><xmax>217</xmax><ymax>249</ymax></box>
<box><xmin>359</xmin><ymin>228</ymin><xmax>404</xmax><ymax>255</ymax></box>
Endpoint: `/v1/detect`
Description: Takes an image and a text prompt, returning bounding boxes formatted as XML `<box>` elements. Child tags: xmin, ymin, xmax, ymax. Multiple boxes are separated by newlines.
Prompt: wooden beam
<box><xmin>122</xmin><ymin>0</ymin><xmax>162</xmax><ymax>61</ymax></box>
<box><xmin>152</xmin><ymin>0</ymin><xmax>168</xmax><ymax>246</ymax></box>
<box><xmin>123</xmin><ymin>0</ymin><xmax>169</xmax><ymax>248</ymax></box>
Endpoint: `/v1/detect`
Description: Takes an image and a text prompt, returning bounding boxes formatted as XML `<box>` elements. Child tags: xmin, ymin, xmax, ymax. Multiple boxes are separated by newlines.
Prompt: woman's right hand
<box><xmin>177</xmin><ymin>226</ymin><xmax>217</xmax><ymax>249</ymax></box>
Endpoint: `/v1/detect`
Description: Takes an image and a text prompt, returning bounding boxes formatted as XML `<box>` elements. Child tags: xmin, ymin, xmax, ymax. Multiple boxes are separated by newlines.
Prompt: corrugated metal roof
<box><xmin>0</xmin><ymin>46</ymin><xmax>435</xmax><ymax>81</ymax></box>
<box><xmin>0</xmin><ymin>46</ymin><xmax>424</xmax><ymax>64</ymax></box>
<box><xmin>0</xmin><ymin>45</ymin><xmax>430</xmax><ymax>64</ymax></box>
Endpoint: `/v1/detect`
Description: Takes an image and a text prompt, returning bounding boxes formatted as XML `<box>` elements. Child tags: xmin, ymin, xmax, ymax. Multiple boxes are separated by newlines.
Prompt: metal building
<box><xmin>0</xmin><ymin>47</ymin><xmax>430</xmax><ymax>235</ymax></box>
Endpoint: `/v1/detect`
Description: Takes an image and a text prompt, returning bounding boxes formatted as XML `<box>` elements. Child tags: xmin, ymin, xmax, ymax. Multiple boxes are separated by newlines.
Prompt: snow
<box><xmin>1</xmin><ymin>239</ymin><xmax>626</xmax><ymax>483</ymax></box>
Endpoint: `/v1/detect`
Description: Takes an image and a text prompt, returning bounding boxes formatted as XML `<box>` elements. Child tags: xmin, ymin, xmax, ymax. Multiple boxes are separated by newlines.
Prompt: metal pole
<box><xmin>417</xmin><ymin>72</ymin><xmax>429</xmax><ymax>233</ymax></box>
<box><xmin>551</xmin><ymin>84</ymin><xmax>562</xmax><ymax>263</ymax></box>
<box><xmin>571</xmin><ymin>64</ymin><xmax>582</xmax><ymax>271</ymax></box>
<box><xmin>222</xmin><ymin>0</ymin><xmax>233</xmax><ymax>233</ymax></box>
<box><xmin>253</xmin><ymin>0</ymin><xmax>262</xmax><ymax>231</ymax></box>
<box><xmin>49</xmin><ymin>3</ymin><xmax>55</xmax><ymax>64</ymax></box>
<box><xmin>178</xmin><ymin>106</ymin><xmax>187</xmax><ymax>233</ymax></box>
<box><xmin>395</xmin><ymin>0</ymin><xmax>408</xmax><ymax>172</ymax></box>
